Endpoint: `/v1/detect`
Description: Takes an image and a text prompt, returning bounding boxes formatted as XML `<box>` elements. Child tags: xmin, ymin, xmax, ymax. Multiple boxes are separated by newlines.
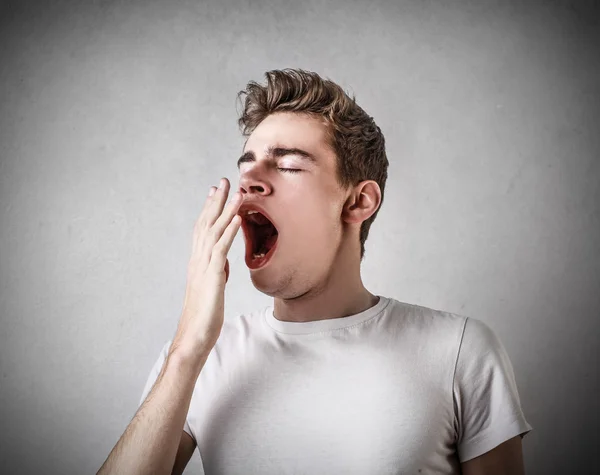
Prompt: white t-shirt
<box><xmin>139</xmin><ymin>296</ymin><xmax>532</xmax><ymax>474</ymax></box>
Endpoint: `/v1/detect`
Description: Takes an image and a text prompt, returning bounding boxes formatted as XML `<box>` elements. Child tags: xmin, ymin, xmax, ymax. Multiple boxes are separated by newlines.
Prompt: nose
<box><xmin>238</xmin><ymin>173</ymin><xmax>272</xmax><ymax>197</ymax></box>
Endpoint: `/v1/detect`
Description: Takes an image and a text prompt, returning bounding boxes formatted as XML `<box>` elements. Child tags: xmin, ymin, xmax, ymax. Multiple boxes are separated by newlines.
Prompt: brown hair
<box><xmin>237</xmin><ymin>69</ymin><xmax>389</xmax><ymax>261</ymax></box>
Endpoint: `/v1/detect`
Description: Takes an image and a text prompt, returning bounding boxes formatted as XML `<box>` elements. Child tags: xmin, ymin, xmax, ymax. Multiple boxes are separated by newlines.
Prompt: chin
<box><xmin>249</xmin><ymin>278</ymin><xmax>280</xmax><ymax>298</ymax></box>
<box><xmin>248</xmin><ymin>265</ymin><xmax>293</xmax><ymax>298</ymax></box>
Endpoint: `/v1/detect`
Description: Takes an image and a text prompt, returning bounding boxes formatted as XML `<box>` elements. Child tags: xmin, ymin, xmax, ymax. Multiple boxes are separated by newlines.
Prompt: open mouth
<box><xmin>241</xmin><ymin>210</ymin><xmax>279</xmax><ymax>269</ymax></box>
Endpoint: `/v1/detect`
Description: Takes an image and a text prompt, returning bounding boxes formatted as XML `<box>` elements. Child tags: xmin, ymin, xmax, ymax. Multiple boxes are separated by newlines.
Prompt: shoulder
<box><xmin>461</xmin><ymin>317</ymin><xmax>502</xmax><ymax>347</ymax></box>
<box><xmin>390</xmin><ymin>299</ymin><xmax>468</xmax><ymax>347</ymax></box>
<box><xmin>209</xmin><ymin>306</ymin><xmax>269</xmax><ymax>357</ymax></box>
<box><xmin>220</xmin><ymin>306</ymin><xmax>267</xmax><ymax>339</ymax></box>
<box><xmin>456</xmin><ymin>317</ymin><xmax>509</xmax><ymax>368</ymax></box>
<box><xmin>453</xmin><ymin>316</ymin><xmax>520</xmax><ymax>401</ymax></box>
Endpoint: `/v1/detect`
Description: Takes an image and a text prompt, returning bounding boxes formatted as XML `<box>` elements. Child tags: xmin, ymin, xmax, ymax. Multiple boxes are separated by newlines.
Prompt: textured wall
<box><xmin>0</xmin><ymin>0</ymin><xmax>598</xmax><ymax>474</ymax></box>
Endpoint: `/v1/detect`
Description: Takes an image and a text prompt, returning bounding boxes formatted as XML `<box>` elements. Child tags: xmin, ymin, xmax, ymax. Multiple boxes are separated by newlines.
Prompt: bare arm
<box><xmin>97</xmin><ymin>349</ymin><xmax>208</xmax><ymax>475</ymax></box>
<box><xmin>461</xmin><ymin>435</ymin><xmax>525</xmax><ymax>475</ymax></box>
<box><xmin>97</xmin><ymin>178</ymin><xmax>244</xmax><ymax>475</ymax></box>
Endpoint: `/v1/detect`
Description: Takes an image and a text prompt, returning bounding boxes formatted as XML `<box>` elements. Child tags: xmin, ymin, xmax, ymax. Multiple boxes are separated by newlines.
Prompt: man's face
<box><xmin>237</xmin><ymin>112</ymin><xmax>349</xmax><ymax>298</ymax></box>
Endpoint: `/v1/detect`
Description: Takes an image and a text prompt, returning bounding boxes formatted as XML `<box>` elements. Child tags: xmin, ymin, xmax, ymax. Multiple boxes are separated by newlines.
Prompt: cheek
<box><xmin>293</xmin><ymin>208</ymin><xmax>339</xmax><ymax>241</ymax></box>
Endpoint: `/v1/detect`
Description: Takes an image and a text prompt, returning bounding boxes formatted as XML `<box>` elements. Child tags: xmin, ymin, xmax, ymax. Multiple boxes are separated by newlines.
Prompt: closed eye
<box><xmin>278</xmin><ymin>168</ymin><xmax>302</xmax><ymax>174</ymax></box>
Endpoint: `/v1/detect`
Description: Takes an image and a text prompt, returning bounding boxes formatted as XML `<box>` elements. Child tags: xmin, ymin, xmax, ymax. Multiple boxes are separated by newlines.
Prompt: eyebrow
<box><xmin>237</xmin><ymin>146</ymin><xmax>317</xmax><ymax>169</ymax></box>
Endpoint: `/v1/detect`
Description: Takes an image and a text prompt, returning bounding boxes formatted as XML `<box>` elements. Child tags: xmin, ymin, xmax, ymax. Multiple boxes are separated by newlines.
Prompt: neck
<box><xmin>272</xmin><ymin>242</ymin><xmax>379</xmax><ymax>323</ymax></box>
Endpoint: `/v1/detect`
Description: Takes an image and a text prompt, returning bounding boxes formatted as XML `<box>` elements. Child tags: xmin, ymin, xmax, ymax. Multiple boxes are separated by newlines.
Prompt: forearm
<box><xmin>98</xmin><ymin>348</ymin><xmax>208</xmax><ymax>475</ymax></box>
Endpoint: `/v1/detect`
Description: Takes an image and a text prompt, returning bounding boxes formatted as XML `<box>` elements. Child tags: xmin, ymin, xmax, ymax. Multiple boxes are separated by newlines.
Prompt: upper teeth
<box><xmin>247</xmin><ymin>210</ymin><xmax>259</xmax><ymax>215</ymax></box>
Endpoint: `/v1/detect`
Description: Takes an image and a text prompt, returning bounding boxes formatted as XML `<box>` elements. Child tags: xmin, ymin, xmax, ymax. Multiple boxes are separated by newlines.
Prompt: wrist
<box><xmin>168</xmin><ymin>339</ymin><xmax>212</xmax><ymax>375</ymax></box>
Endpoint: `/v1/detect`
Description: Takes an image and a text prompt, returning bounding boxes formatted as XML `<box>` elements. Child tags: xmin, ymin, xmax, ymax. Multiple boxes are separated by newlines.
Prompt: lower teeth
<box><xmin>253</xmin><ymin>252</ymin><xmax>266</xmax><ymax>259</ymax></box>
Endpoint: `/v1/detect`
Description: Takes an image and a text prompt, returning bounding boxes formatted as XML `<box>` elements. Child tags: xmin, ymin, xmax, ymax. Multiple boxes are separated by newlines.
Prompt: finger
<box><xmin>195</xmin><ymin>178</ymin><xmax>227</xmax><ymax>233</ymax></box>
<box><xmin>192</xmin><ymin>185</ymin><xmax>218</xmax><ymax>255</ymax></box>
<box><xmin>207</xmin><ymin>185</ymin><xmax>217</xmax><ymax>200</ymax></box>
<box><xmin>211</xmin><ymin>191</ymin><xmax>244</xmax><ymax>240</ymax></box>
<box><xmin>197</xmin><ymin>181</ymin><xmax>240</xmax><ymax>271</ymax></box>
<box><xmin>202</xmin><ymin>183</ymin><xmax>220</xmax><ymax>215</ymax></box>
<box><xmin>209</xmin><ymin>213</ymin><xmax>242</xmax><ymax>274</ymax></box>
<box><xmin>193</xmin><ymin>178</ymin><xmax>230</xmax><ymax>254</ymax></box>
<box><xmin>205</xmin><ymin>178</ymin><xmax>231</xmax><ymax>227</ymax></box>
<box><xmin>199</xmin><ymin>190</ymin><xmax>242</xmax><ymax>268</ymax></box>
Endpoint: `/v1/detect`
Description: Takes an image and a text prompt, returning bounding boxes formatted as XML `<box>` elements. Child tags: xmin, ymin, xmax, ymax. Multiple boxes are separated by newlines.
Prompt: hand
<box><xmin>171</xmin><ymin>177</ymin><xmax>244</xmax><ymax>361</ymax></box>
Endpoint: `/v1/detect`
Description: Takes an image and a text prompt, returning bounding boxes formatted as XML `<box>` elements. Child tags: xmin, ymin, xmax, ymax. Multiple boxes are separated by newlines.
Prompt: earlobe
<box><xmin>342</xmin><ymin>191</ymin><xmax>375</xmax><ymax>225</ymax></box>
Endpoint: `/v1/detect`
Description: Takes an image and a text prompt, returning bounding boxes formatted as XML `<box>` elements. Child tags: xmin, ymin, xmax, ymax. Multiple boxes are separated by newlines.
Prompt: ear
<box><xmin>341</xmin><ymin>180</ymin><xmax>381</xmax><ymax>225</ymax></box>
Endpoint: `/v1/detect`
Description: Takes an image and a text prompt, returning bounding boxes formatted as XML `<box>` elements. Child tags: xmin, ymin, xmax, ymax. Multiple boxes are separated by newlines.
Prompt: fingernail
<box><xmin>219</xmin><ymin>179</ymin><xmax>225</xmax><ymax>189</ymax></box>
<box><xmin>209</xmin><ymin>187</ymin><xmax>216</xmax><ymax>196</ymax></box>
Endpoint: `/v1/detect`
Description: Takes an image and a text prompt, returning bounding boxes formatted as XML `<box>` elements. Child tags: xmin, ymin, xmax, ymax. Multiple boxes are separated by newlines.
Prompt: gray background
<box><xmin>1</xmin><ymin>0</ymin><xmax>598</xmax><ymax>474</ymax></box>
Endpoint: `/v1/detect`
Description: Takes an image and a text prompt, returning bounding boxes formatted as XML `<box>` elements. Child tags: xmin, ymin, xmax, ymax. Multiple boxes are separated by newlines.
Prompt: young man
<box><xmin>98</xmin><ymin>69</ymin><xmax>532</xmax><ymax>474</ymax></box>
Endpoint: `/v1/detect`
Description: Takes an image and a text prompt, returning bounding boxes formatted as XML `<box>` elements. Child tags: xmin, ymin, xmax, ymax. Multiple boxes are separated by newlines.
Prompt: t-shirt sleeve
<box><xmin>138</xmin><ymin>339</ymin><xmax>194</xmax><ymax>439</ymax></box>
<box><xmin>453</xmin><ymin>317</ymin><xmax>532</xmax><ymax>462</ymax></box>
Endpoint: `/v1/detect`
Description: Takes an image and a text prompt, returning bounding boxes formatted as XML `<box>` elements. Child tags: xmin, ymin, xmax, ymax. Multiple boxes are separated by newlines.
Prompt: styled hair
<box><xmin>237</xmin><ymin>69</ymin><xmax>389</xmax><ymax>261</ymax></box>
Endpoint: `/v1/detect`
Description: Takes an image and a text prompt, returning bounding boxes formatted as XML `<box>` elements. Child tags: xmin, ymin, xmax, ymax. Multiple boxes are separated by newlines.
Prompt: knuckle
<box><xmin>213</xmin><ymin>240</ymin><xmax>227</xmax><ymax>254</ymax></box>
<box><xmin>195</xmin><ymin>217</ymin><xmax>207</xmax><ymax>232</ymax></box>
<box><xmin>207</xmin><ymin>227</ymin><xmax>218</xmax><ymax>242</ymax></box>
